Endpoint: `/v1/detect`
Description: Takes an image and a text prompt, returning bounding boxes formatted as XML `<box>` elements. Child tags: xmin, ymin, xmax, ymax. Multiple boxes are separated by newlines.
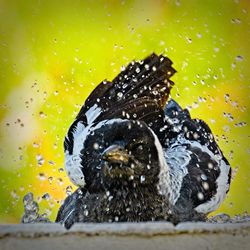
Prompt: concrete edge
<box><xmin>0</xmin><ymin>222</ymin><xmax>249</xmax><ymax>238</ymax></box>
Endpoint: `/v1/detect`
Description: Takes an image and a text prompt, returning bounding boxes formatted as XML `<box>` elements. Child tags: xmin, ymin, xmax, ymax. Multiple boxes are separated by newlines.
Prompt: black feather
<box><xmin>59</xmin><ymin>54</ymin><xmax>231</xmax><ymax>229</ymax></box>
<box><xmin>164</xmin><ymin>99</ymin><xmax>231</xmax><ymax>212</ymax></box>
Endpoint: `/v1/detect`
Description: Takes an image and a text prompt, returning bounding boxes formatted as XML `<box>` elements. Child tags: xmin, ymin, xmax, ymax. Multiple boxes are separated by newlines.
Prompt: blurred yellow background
<box><xmin>0</xmin><ymin>0</ymin><xmax>249</xmax><ymax>223</ymax></box>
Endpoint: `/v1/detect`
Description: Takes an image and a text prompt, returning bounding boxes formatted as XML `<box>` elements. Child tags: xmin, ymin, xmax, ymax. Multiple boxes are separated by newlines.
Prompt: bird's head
<box><xmin>80</xmin><ymin>119</ymin><xmax>166</xmax><ymax>192</ymax></box>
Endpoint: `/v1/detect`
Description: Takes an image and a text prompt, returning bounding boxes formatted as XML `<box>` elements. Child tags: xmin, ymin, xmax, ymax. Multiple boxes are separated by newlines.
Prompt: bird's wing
<box><xmin>56</xmin><ymin>188</ymin><xmax>87</xmax><ymax>229</ymax></box>
<box><xmin>163</xmin><ymin>99</ymin><xmax>231</xmax><ymax>214</ymax></box>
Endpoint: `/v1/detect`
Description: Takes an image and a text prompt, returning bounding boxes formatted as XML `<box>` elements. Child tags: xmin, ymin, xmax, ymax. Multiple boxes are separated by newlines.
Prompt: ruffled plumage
<box><xmin>58</xmin><ymin>53</ymin><xmax>231</xmax><ymax>229</ymax></box>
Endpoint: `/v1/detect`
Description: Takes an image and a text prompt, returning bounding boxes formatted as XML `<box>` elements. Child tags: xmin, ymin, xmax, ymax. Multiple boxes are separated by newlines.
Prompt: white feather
<box><xmin>170</xmin><ymin>135</ymin><xmax>231</xmax><ymax>213</ymax></box>
<box><xmin>164</xmin><ymin>145</ymin><xmax>190</xmax><ymax>204</ymax></box>
<box><xmin>65</xmin><ymin>121</ymin><xmax>86</xmax><ymax>187</ymax></box>
<box><xmin>62</xmin><ymin>208</ymin><xmax>75</xmax><ymax>225</ymax></box>
<box><xmin>85</xmin><ymin>104</ymin><xmax>102</xmax><ymax>124</ymax></box>
<box><xmin>65</xmin><ymin>118</ymin><xmax>126</xmax><ymax>187</ymax></box>
<box><xmin>195</xmin><ymin>156</ymin><xmax>230</xmax><ymax>213</ymax></box>
<box><xmin>148</xmin><ymin>128</ymin><xmax>171</xmax><ymax>198</ymax></box>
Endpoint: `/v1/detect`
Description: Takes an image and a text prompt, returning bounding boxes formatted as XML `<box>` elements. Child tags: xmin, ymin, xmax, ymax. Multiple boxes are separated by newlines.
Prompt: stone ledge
<box><xmin>0</xmin><ymin>222</ymin><xmax>249</xmax><ymax>250</ymax></box>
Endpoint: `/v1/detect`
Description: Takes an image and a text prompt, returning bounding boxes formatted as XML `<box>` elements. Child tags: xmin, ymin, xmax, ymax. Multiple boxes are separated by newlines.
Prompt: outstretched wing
<box><xmin>64</xmin><ymin>53</ymin><xmax>176</xmax><ymax>187</ymax></box>
<box><xmin>163</xmin><ymin>99</ymin><xmax>231</xmax><ymax>215</ymax></box>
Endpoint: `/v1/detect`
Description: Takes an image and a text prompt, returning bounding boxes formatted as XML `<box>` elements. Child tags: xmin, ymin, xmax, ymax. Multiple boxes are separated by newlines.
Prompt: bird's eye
<box><xmin>132</xmin><ymin>143</ymin><xmax>144</xmax><ymax>155</ymax></box>
<box><xmin>137</xmin><ymin>144</ymin><xmax>144</xmax><ymax>151</ymax></box>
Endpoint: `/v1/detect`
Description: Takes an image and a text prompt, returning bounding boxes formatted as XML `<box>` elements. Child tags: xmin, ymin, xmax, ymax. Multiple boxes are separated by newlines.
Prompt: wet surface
<box><xmin>1</xmin><ymin>221</ymin><xmax>249</xmax><ymax>250</ymax></box>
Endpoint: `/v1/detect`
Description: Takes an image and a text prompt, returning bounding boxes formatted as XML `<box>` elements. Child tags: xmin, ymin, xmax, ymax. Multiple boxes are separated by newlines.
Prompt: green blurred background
<box><xmin>0</xmin><ymin>0</ymin><xmax>249</xmax><ymax>223</ymax></box>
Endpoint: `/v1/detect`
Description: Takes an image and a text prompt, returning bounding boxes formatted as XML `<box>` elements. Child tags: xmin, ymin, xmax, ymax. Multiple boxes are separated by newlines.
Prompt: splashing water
<box><xmin>21</xmin><ymin>192</ymin><xmax>51</xmax><ymax>224</ymax></box>
<box><xmin>20</xmin><ymin>191</ymin><xmax>250</xmax><ymax>225</ymax></box>
<box><xmin>207</xmin><ymin>213</ymin><xmax>250</xmax><ymax>223</ymax></box>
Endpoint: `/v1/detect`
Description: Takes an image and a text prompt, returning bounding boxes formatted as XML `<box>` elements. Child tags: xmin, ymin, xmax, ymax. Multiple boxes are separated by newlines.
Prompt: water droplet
<box><xmin>23</xmin><ymin>192</ymin><xmax>34</xmax><ymax>205</ymax></box>
<box><xmin>223</xmin><ymin>125</ymin><xmax>230</xmax><ymax>133</ymax></box>
<box><xmin>197</xmin><ymin>33</ymin><xmax>202</xmax><ymax>38</ymax></box>
<box><xmin>57</xmin><ymin>178</ymin><xmax>63</xmax><ymax>186</ymax></box>
<box><xmin>202</xmin><ymin>182</ymin><xmax>209</xmax><ymax>190</ymax></box>
<box><xmin>48</xmin><ymin>160</ymin><xmax>55</xmax><ymax>165</ymax></box>
<box><xmin>186</xmin><ymin>37</ymin><xmax>192</xmax><ymax>43</ymax></box>
<box><xmin>140</xmin><ymin>175</ymin><xmax>145</xmax><ymax>183</ymax></box>
<box><xmin>11</xmin><ymin>190</ymin><xmax>18</xmax><ymax>199</ymax></box>
<box><xmin>231</xmin><ymin>18</ymin><xmax>241</xmax><ymax>24</ymax></box>
<box><xmin>58</xmin><ymin>168</ymin><xmax>64</xmax><ymax>173</ymax></box>
<box><xmin>122</xmin><ymin>83</ymin><xmax>128</xmax><ymax>89</ymax></box>
<box><xmin>200</xmin><ymin>79</ymin><xmax>205</xmax><ymax>85</ymax></box>
<box><xmin>197</xmin><ymin>192</ymin><xmax>204</xmax><ymax>200</ymax></box>
<box><xmin>48</xmin><ymin>176</ymin><xmax>53</xmax><ymax>184</ymax></box>
<box><xmin>117</xmin><ymin>92</ymin><xmax>123</xmax><ymax>99</ymax></box>
<box><xmin>42</xmin><ymin>193</ymin><xmax>50</xmax><ymax>201</ymax></box>
<box><xmin>201</xmin><ymin>174</ymin><xmax>208</xmax><ymax>181</ymax></box>
<box><xmin>39</xmin><ymin>111</ymin><xmax>47</xmax><ymax>118</ymax></box>
<box><xmin>38</xmin><ymin>173</ymin><xmax>46</xmax><ymax>181</ymax></box>
<box><xmin>36</xmin><ymin>154</ymin><xmax>44</xmax><ymax>166</ymax></box>
<box><xmin>236</xmin><ymin>55</ymin><xmax>243</xmax><ymax>62</ymax></box>
<box><xmin>129</xmin><ymin>163</ymin><xmax>135</xmax><ymax>169</ymax></box>
<box><xmin>152</xmin><ymin>90</ymin><xmax>158</xmax><ymax>95</ymax></box>
<box><xmin>21</xmin><ymin>192</ymin><xmax>42</xmax><ymax>223</ymax></box>
<box><xmin>121</xmin><ymin>65</ymin><xmax>126</xmax><ymax>71</ymax></box>
<box><xmin>33</xmin><ymin>142</ymin><xmax>39</xmax><ymax>148</ymax></box>
<box><xmin>208</xmin><ymin>213</ymin><xmax>231</xmax><ymax>223</ymax></box>
<box><xmin>66</xmin><ymin>186</ymin><xmax>73</xmax><ymax>196</ymax></box>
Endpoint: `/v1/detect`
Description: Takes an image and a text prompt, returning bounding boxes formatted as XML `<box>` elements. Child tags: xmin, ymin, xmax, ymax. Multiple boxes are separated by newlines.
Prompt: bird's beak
<box><xmin>102</xmin><ymin>145</ymin><xmax>129</xmax><ymax>164</ymax></box>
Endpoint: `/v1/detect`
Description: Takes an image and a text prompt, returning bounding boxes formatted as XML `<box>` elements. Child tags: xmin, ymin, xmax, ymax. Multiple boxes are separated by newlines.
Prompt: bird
<box><xmin>56</xmin><ymin>53</ymin><xmax>231</xmax><ymax>229</ymax></box>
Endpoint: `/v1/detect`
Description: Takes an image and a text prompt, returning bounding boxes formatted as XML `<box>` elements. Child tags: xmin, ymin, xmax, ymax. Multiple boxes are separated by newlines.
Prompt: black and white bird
<box><xmin>56</xmin><ymin>53</ymin><xmax>231</xmax><ymax>229</ymax></box>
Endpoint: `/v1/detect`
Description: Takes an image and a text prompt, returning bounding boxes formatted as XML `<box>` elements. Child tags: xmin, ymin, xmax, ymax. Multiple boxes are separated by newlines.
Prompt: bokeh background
<box><xmin>0</xmin><ymin>0</ymin><xmax>249</xmax><ymax>223</ymax></box>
